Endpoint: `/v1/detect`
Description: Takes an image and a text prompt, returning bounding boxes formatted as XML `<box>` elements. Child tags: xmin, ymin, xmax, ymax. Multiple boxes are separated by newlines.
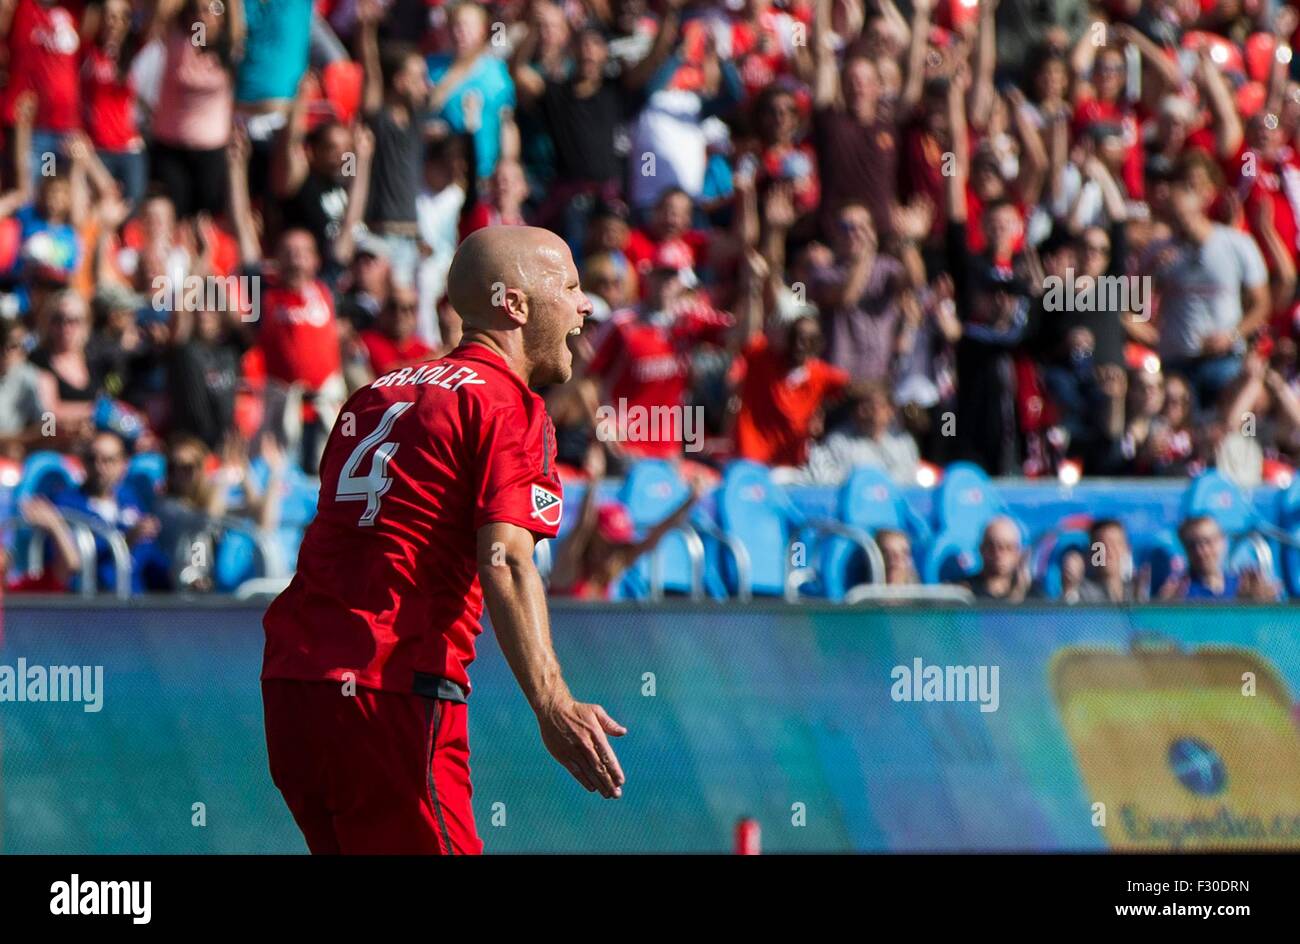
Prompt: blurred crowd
<box><xmin>3</xmin><ymin>0</ymin><xmax>1300</xmax><ymax>595</ymax></box>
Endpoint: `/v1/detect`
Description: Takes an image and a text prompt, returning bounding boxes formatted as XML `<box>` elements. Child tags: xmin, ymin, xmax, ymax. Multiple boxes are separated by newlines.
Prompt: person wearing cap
<box><xmin>550</xmin><ymin>443</ymin><xmax>699</xmax><ymax>600</ymax></box>
<box><xmin>85</xmin><ymin>281</ymin><xmax>151</xmax><ymax>409</ymax></box>
<box><xmin>335</xmin><ymin>235</ymin><xmax>392</xmax><ymax>333</ymax></box>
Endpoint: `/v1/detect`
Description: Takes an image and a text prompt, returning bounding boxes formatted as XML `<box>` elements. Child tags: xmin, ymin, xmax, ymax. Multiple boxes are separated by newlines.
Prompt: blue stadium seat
<box><xmin>618</xmin><ymin>460</ymin><xmax>698</xmax><ymax>599</ymax></box>
<box><xmin>1179</xmin><ymin>471</ymin><xmax>1256</xmax><ymax>535</ymax></box>
<box><xmin>1133</xmin><ymin>530</ymin><xmax>1187</xmax><ymax>598</ymax></box>
<box><xmin>921</xmin><ymin>531</ymin><xmax>979</xmax><ymax>584</ymax></box>
<box><xmin>933</xmin><ymin>461</ymin><xmax>1008</xmax><ymax>545</ymax></box>
<box><xmin>246</xmin><ymin>460</ymin><xmax>320</xmax><ymax>573</ymax></box>
<box><xmin>214</xmin><ymin>531</ymin><xmax>258</xmax><ymax>592</ymax></box>
<box><xmin>1271</xmin><ymin>481</ymin><xmax>1300</xmax><ymax>596</ymax></box>
<box><xmin>125</xmin><ymin>452</ymin><xmax>166</xmax><ymax>513</ymax></box>
<box><xmin>16</xmin><ymin>451</ymin><xmax>80</xmax><ymax>502</ymax></box>
<box><xmin>716</xmin><ymin>460</ymin><xmax>805</xmax><ymax>597</ymax></box>
<box><xmin>820</xmin><ymin>466</ymin><xmax>932</xmax><ymax>600</ymax></box>
<box><xmin>1275</xmin><ymin>477</ymin><xmax>1300</xmax><ymax>530</ymax></box>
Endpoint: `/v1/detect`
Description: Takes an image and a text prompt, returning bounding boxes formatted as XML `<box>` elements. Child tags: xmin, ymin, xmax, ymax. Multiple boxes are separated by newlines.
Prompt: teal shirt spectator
<box><xmin>236</xmin><ymin>0</ymin><xmax>313</xmax><ymax>103</ymax></box>
<box><xmin>427</xmin><ymin>53</ymin><xmax>516</xmax><ymax>180</ymax></box>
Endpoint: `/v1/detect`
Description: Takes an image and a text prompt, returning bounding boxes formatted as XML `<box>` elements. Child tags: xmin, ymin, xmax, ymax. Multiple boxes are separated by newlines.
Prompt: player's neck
<box><xmin>460</xmin><ymin>332</ymin><xmax>531</xmax><ymax>385</ymax></box>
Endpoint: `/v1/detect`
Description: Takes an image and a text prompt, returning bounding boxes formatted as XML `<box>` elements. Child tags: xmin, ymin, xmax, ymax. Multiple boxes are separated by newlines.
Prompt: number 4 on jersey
<box><xmin>336</xmin><ymin>401</ymin><xmax>415</xmax><ymax>526</ymax></box>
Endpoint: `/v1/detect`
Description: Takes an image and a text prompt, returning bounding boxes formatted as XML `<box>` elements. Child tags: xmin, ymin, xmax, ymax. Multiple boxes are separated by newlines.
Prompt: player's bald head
<box><xmin>446</xmin><ymin>225</ymin><xmax>593</xmax><ymax>386</ymax></box>
<box><xmin>447</xmin><ymin>226</ymin><xmax>573</xmax><ymax>330</ymax></box>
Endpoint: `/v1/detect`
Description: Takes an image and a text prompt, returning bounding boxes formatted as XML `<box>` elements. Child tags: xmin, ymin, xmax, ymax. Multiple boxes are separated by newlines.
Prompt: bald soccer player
<box><xmin>261</xmin><ymin>226</ymin><xmax>624</xmax><ymax>854</ymax></box>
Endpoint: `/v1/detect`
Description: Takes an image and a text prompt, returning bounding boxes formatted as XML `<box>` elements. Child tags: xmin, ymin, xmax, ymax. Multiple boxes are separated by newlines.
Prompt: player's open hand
<box><xmin>536</xmin><ymin>698</ymin><xmax>627</xmax><ymax>798</ymax></box>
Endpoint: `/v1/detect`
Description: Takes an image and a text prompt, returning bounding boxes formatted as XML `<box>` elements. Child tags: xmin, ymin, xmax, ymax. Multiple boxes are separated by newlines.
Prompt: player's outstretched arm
<box><xmin>477</xmin><ymin>522</ymin><xmax>627</xmax><ymax>799</ymax></box>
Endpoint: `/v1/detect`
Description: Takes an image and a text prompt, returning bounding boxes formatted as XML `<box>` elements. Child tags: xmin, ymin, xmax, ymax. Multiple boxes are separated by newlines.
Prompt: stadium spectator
<box><xmin>808</xmin><ymin>202</ymin><xmax>909</xmax><ymax>384</ymax></box>
<box><xmin>550</xmin><ymin>444</ymin><xmax>699</xmax><ymax>599</ymax></box>
<box><xmin>802</xmin><ymin>382</ymin><xmax>920</xmax><ymax>484</ymax></box>
<box><xmin>1</xmin><ymin>494</ymin><xmax>81</xmax><ymax>591</ymax></box>
<box><xmin>1147</xmin><ymin>156</ymin><xmax>1269</xmax><ymax>411</ymax></box>
<box><xmin>415</xmin><ymin>133</ymin><xmax>470</xmax><ymax>343</ymax></box>
<box><xmin>963</xmin><ymin>516</ymin><xmax>1031</xmax><ymax>601</ymax></box>
<box><xmin>233</xmin><ymin>135</ymin><xmax>345</xmax><ymax>465</ymax></box>
<box><xmin>30</xmin><ymin>289</ymin><xmax>100</xmax><ymax>435</ymax></box>
<box><xmin>1170</xmin><ymin>515</ymin><xmax>1280</xmax><ymax>602</ymax></box>
<box><xmin>53</xmin><ymin>429</ymin><xmax>165</xmax><ymax>591</ymax></box>
<box><xmin>624</xmin><ymin>186</ymin><xmax>708</xmax><ymax>285</ymax></box>
<box><xmin>270</xmin><ymin>84</ymin><xmax>375</xmax><ymax>281</ymax></box>
<box><xmin>512</xmin><ymin>17</ymin><xmax>639</xmax><ymax>244</ymax></box>
<box><xmin>1140</xmin><ymin>372</ymin><xmax>1197</xmax><ymax>476</ymax></box>
<box><xmin>358</xmin><ymin>284</ymin><xmax>435</xmax><ymax>376</ymax></box>
<box><xmin>146</xmin><ymin>0</ymin><xmax>242</xmax><ymax>219</ymax></box>
<box><xmin>876</xmin><ymin>527</ymin><xmax>918</xmax><ymax>586</ymax></box>
<box><xmin>0</xmin><ymin>315</ymin><xmax>46</xmax><ymax>458</ymax></box>
<box><xmin>810</xmin><ymin>0</ymin><xmax>901</xmax><ymax>240</ymax></box>
<box><xmin>357</xmin><ymin>0</ymin><xmax>430</xmax><ymax>285</ymax></box>
<box><xmin>732</xmin><ymin>247</ymin><xmax>850</xmax><ymax>467</ymax></box>
<box><xmin>459</xmin><ymin>157</ymin><xmax>530</xmax><ymax>239</ymax></box>
<box><xmin>81</xmin><ymin>0</ymin><xmax>147</xmax><ymax>210</ymax></box>
<box><xmin>0</xmin><ymin>0</ymin><xmax>82</xmax><ymax>192</ymax></box>
<box><xmin>335</xmin><ymin>236</ymin><xmax>391</xmax><ymax>334</ymax></box>
<box><xmin>1074</xmin><ymin>518</ymin><xmax>1139</xmax><ymax>603</ymax></box>
<box><xmin>585</xmin><ymin>242</ymin><xmax>731</xmax><ymax>460</ymax></box>
<box><xmin>427</xmin><ymin>0</ymin><xmax>517</xmax><ymax>183</ymax></box>
<box><xmin>167</xmin><ymin>291</ymin><xmax>240</xmax><ymax>451</ymax></box>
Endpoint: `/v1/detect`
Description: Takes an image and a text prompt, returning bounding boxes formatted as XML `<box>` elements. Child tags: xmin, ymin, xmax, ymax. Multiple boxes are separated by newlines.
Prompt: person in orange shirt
<box><xmin>732</xmin><ymin>314</ymin><xmax>850</xmax><ymax>467</ymax></box>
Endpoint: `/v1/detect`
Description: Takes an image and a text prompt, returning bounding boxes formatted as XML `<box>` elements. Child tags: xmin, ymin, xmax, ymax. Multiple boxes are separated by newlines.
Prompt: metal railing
<box><xmin>844</xmin><ymin>584</ymin><xmax>976</xmax><ymax>605</ymax></box>
<box><xmin>646</xmin><ymin>525</ymin><xmax>706</xmax><ymax>601</ymax></box>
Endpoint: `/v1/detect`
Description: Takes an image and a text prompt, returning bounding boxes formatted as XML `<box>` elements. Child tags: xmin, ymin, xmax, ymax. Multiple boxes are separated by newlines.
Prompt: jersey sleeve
<box><xmin>472</xmin><ymin>397</ymin><xmax>564</xmax><ymax>540</ymax></box>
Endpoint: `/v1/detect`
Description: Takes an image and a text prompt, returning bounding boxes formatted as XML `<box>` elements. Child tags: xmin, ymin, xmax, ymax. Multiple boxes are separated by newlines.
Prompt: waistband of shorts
<box><xmin>413</xmin><ymin>672</ymin><xmax>468</xmax><ymax>703</ymax></box>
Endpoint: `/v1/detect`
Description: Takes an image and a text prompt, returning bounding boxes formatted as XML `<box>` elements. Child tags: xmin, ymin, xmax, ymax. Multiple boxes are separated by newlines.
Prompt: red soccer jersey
<box><xmin>81</xmin><ymin>43</ymin><xmax>140</xmax><ymax>151</ymax></box>
<box><xmin>358</xmin><ymin>328</ymin><xmax>435</xmax><ymax>375</ymax></box>
<box><xmin>262</xmin><ymin>343</ymin><xmax>564</xmax><ymax>694</ymax></box>
<box><xmin>257</xmin><ymin>277</ymin><xmax>341</xmax><ymax>390</ymax></box>
<box><xmin>586</xmin><ymin>303</ymin><xmax>732</xmax><ymax>458</ymax></box>
<box><xmin>2</xmin><ymin>0</ymin><xmax>82</xmax><ymax>130</ymax></box>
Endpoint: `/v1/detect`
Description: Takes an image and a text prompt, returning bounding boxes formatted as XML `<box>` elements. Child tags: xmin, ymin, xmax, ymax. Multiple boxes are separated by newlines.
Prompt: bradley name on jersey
<box><xmin>371</xmin><ymin>361</ymin><xmax>489</xmax><ymax>392</ymax></box>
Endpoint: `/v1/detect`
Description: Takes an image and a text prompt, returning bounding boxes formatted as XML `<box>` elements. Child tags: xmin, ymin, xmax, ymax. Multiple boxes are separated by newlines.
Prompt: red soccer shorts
<box><xmin>262</xmin><ymin>678</ymin><xmax>483</xmax><ymax>855</ymax></box>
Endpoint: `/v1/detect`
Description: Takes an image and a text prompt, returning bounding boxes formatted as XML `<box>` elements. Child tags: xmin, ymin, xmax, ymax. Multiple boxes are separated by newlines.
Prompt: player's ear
<box><xmin>501</xmin><ymin>287</ymin><xmax>529</xmax><ymax>325</ymax></box>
